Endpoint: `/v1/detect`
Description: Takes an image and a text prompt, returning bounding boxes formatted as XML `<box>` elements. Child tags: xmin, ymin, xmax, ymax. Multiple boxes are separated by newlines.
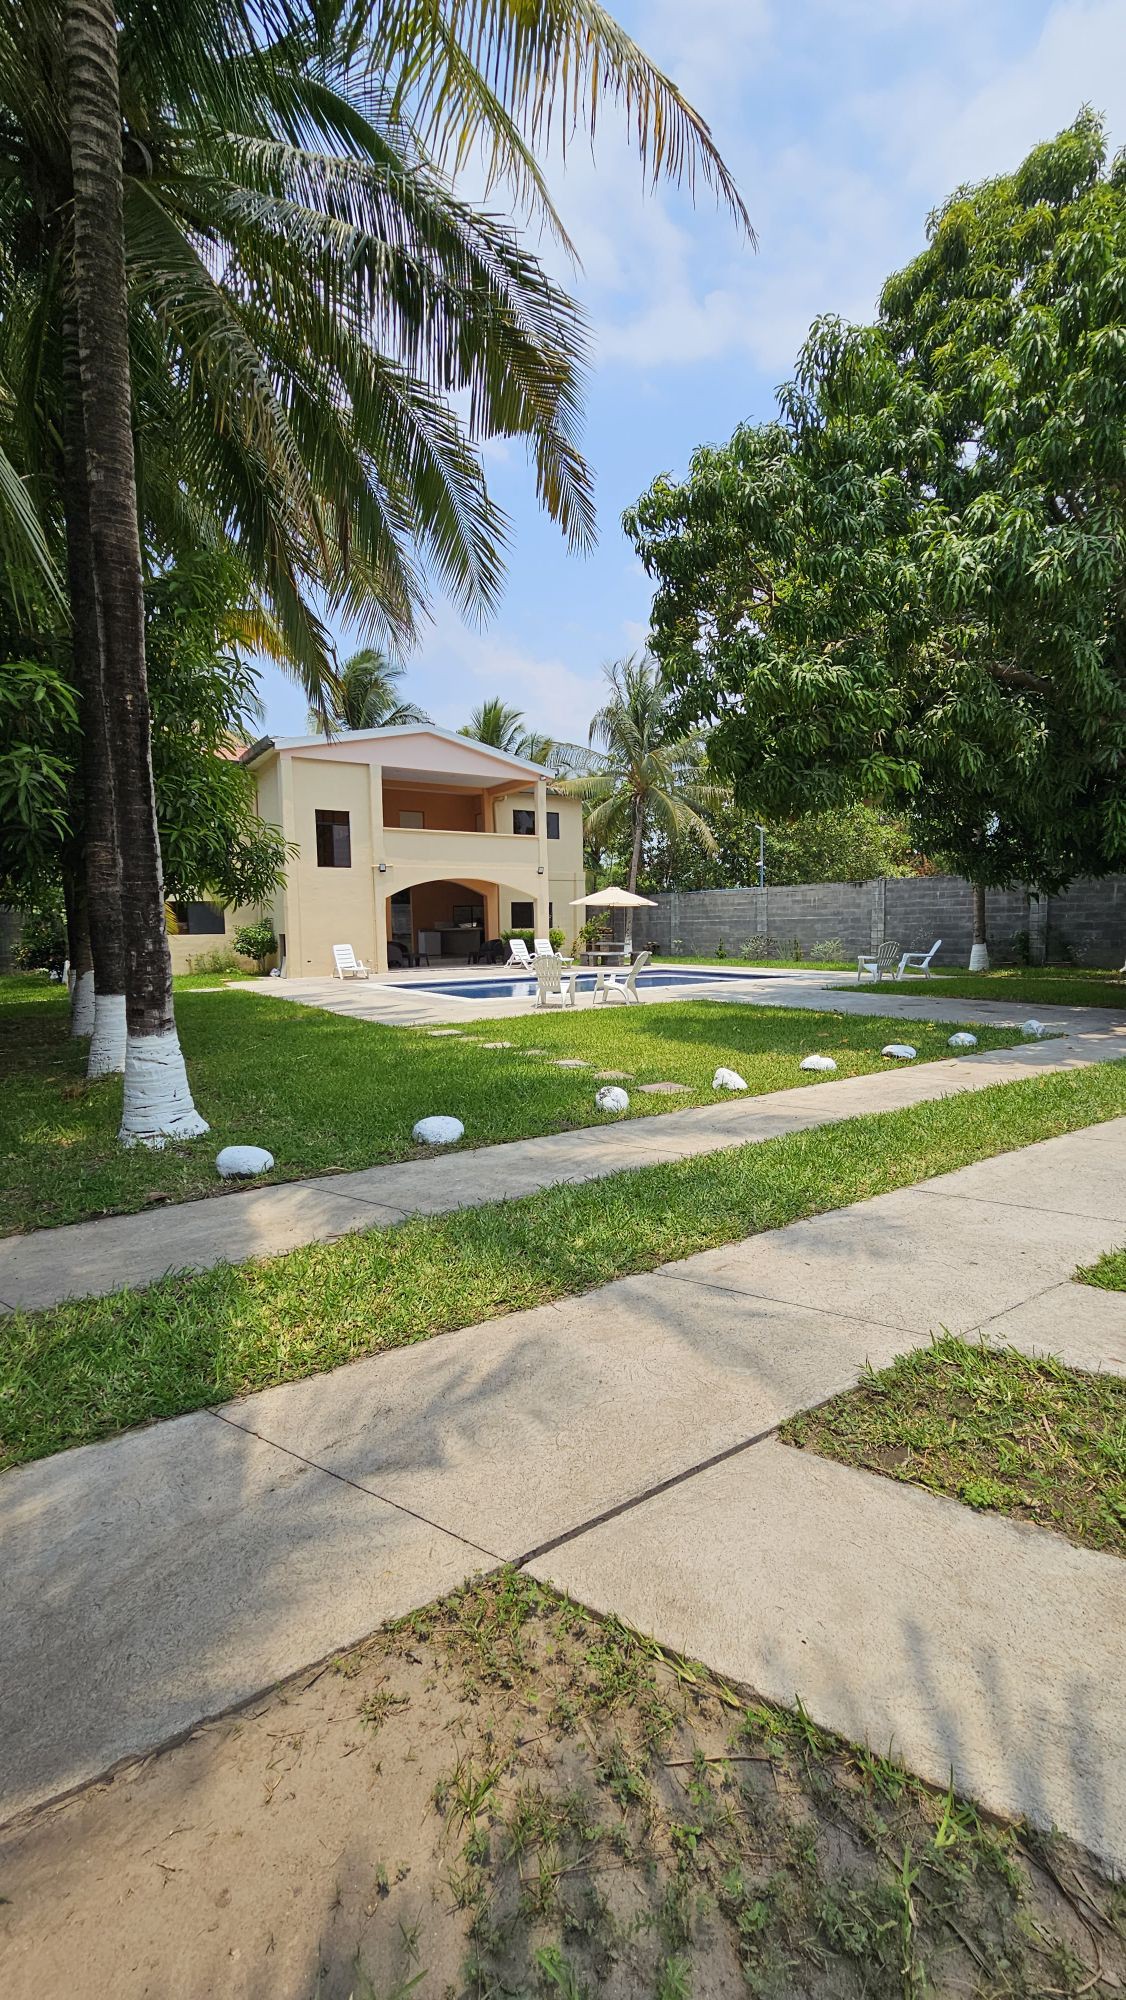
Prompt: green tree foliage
<box><xmin>643</xmin><ymin>801</ymin><xmax>917</xmax><ymax>892</ymax></box>
<box><xmin>458</xmin><ymin>697</ymin><xmax>566</xmax><ymax>766</ymax></box>
<box><xmin>626</xmin><ymin>114</ymin><xmax>1126</xmax><ymax>896</ymax></box>
<box><xmin>309</xmin><ymin>651</ymin><xmax>431</xmax><ymax>734</ymax></box>
<box><xmin>0</xmin><ymin>659</ymin><xmax>78</xmax><ymax>900</ymax></box>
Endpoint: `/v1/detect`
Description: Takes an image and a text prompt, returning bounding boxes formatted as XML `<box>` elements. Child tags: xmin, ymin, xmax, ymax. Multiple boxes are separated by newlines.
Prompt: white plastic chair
<box><xmin>594</xmin><ymin>949</ymin><xmax>651</xmax><ymax>1005</ymax></box>
<box><xmin>506</xmin><ymin>938</ymin><xmax>534</xmax><ymax>968</ymax></box>
<box><xmin>897</xmin><ymin>939</ymin><xmax>942</xmax><ymax>979</ymax></box>
<box><xmin>856</xmin><ymin>941</ymin><xmax>900</xmax><ymax>982</ymax></box>
<box><xmin>535</xmin><ymin>953</ymin><xmax>577</xmax><ymax>1008</ymax></box>
<box><xmin>535</xmin><ymin>935</ymin><xmax>573</xmax><ymax>964</ymax></box>
<box><xmin>332</xmin><ymin>943</ymin><xmax>370</xmax><ymax>979</ymax></box>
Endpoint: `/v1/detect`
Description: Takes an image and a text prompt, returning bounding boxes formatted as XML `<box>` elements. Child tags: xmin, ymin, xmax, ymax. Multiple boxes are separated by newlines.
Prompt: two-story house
<box><xmin>228</xmin><ymin>724</ymin><xmax>585</xmax><ymax>975</ymax></box>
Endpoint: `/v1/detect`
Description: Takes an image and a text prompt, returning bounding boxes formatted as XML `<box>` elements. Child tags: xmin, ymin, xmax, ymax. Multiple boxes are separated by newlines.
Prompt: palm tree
<box><xmin>558</xmin><ymin>655</ymin><xmax>727</xmax><ymax>951</ymax></box>
<box><xmin>309</xmin><ymin>651</ymin><xmax>431</xmax><ymax>734</ymax></box>
<box><xmin>26</xmin><ymin>0</ymin><xmax>747</xmax><ymax>1139</ymax></box>
<box><xmin>62</xmin><ymin>0</ymin><xmax>207</xmax><ymax>1139</ymax></box>
<box><xmin>459</xmin><ymin>696</ymin><xmax>583</xmax><ymax>768</ymax></box>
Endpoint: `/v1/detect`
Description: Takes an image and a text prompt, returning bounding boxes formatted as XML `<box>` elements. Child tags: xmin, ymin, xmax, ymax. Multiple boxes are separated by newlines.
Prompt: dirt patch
<box><xmin>2</xmin><ymin>1572</ymin><xmax>1123</xmax><ymax>1999</ymax></box>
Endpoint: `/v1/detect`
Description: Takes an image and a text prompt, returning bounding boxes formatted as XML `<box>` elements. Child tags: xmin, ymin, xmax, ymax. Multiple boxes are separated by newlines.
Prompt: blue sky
<box><xmin>256</xmin><ymin>0</ymin><xmax>1126</xmax><ymax>742</ymax></box>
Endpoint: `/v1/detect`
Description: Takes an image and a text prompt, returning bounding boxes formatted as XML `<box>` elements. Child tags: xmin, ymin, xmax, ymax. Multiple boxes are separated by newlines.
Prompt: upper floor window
<box><xmin>513</xmin><ymin>808</ymin><xmax>535</xmax><ymax>836</ymax></box>
<box><xmin>547</xmin><ymin>811</ymin><xmax>560</xmax><ymax>840</ymax></box>
<box><xmin>315</xmin><ymin>808</ymin><xmax>351</xmax><ymax>867</ymax></box>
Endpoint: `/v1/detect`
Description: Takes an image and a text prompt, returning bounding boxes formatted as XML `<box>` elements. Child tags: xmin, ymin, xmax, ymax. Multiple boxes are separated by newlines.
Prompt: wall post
<box><xmin>870</xmin><ymin>877</ymin><xmax>886</xmax><ymax>953</ymax></box>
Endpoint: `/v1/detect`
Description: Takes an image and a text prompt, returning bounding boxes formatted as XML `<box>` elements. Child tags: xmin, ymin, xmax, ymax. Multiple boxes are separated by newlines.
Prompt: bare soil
<box><xmin>1</xmin><ymin>1572</ymin><xmax>1123</xmax><ymax>1999</ymax></box>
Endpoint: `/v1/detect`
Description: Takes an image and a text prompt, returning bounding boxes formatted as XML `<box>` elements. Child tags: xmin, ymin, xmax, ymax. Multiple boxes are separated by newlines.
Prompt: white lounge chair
<box><xmin>897</xmin><ymin>939</ymin><xmax>942</xmax><ymax>979</ymax></box>
<box><xmin>535</xmin><ymin>953</ymin><xmax>577</xmax><ymax>1009</ymax></box>
<box><xmin>535</xmin><ymin>935</ymin><xmax>573</xmax><ymax>964</ymax></box>
<box><xmin>594</xmin><ymin>949</ymin><xmax>651</xmax><ymax>1005</ymax></box>
<box><xmin>506</xmin><ymin>938</ymin><xmax>534</xmax><ymax>968</ymax></box>
<box><xmin>857</xmin><ymin>941</ymin><xmax>900</xmax><ymax>982</ymax></box>
<box><xmin>332</xmin><ymin>943</ymin><xmax>370</xmax><ymax>979</ymax></box>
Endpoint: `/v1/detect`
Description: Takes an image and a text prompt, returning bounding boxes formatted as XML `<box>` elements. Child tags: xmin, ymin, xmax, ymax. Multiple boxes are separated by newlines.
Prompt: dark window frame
<box><xmin>512</xmin><ymin>808</ymin><xmax>536</xmax><ymax>836</ymax></box>
<box><xmin>510</xmin><ymin>900</ymin><xmax>534</xmax><ymax>927</ymax></box>
<box><xmin>547</xmin><ymin>810</ymin><xmax>560</xmax><ymax>840</ymax></box>
<box><xmin>315</xmin><ymin>808</ymin><xmax>352</xmax><ymax>868</ymax></box>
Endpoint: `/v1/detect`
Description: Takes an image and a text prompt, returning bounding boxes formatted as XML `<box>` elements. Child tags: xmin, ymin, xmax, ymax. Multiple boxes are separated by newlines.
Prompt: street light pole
<box><xmin>753</xmin><ymin>824</ymin><xmax>766</xmax><ymax>890</ymax></box>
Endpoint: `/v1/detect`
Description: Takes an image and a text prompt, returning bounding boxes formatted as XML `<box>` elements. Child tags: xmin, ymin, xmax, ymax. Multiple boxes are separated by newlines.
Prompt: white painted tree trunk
<box><xmin>968</xmin><ymin>942</ymin><xmax>990</xmax><ymax>970</ymax></box>
<box><xmin>87</xmin><ymin>992</ymin><xmax>127</xmax><ymax>1077</ymax></box>
<box><xmin>119</xmin><ymin>1029</ymin><xmax>211</xmax><ymax>1148</ymax></box>
<box><xmin>70</xmin><ymin>968</ymin><xmax>95</xmax><ymax>1036</ymax></box>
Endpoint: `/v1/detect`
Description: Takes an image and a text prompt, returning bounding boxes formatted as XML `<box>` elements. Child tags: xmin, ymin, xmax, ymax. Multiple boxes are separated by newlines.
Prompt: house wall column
<box><xmin>368</xmin><ymin>762</ymin><xmax>389</xmax><ymax>971</ymax></box>
<box><xmin>535</xmin><ymin>777</ymin><xmax>550</xmax><ymax>936</ymax></box>
<box><xmin>278</xmin><ymin>755</ymin><xmax>301</xmax><ymax>977</ymax></box>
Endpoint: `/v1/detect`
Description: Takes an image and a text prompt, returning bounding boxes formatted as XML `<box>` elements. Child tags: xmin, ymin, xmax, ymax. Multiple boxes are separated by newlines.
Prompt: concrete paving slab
<box><xmin>0</xmin><ymin>1183</ymin><xmax>405</xmax><ymax>1312</ymax></box>
<box><xmin>663</xmin><ymin>1187</ymin><xmax>1123</xmax><ymax>1335</ymax></box>
<box><xmin>530</xmin><ymin>1440</ymin><xmax>1126</xmax><ymax>1871</ymax></box>
<box><xmin>982</xmin><ymin>1280</ymin><xmax>1126</xmax><ymax>1376</ymax></box>
<box><xmin>216</xmin><ymin>1276</ymin><xmax>913</xmax><ymax>1559</ymax></box>
<box><xmin>915</xmin><ymin>1118</ymin><xmax>1126</xmax><ymax>1222</ymax></box>
<box><xmin>0</xmin><ymin>1412</ymin><xmax>483</xmax><ymax>1820</ymax></box>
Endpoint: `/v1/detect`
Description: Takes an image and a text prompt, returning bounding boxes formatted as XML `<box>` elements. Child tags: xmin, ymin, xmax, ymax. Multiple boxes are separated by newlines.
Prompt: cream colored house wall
<box><xmin>285</xmin><ymin>754</ymin><xmax>376</xmax><ymax>975</ymax></box>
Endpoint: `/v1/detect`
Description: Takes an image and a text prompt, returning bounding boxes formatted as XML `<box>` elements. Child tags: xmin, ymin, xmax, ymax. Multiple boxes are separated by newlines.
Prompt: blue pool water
<box><xmin>395</xmin><ymin>967</ymin><xmax>770</xmax><ymax>1000</ymax></box>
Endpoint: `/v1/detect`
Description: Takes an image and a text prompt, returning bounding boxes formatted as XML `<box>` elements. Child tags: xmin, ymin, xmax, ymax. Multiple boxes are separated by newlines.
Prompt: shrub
<box><xmin>739</xmin><ymin>933</ymin><xmax>780</xmax><ymax>961</ymax></box>
<box><xmin>188</xmin><ymin>946</ymin><xmax>245</xmax><ymax>975</ymax></box>
<box><xmin>501</xmin><ymin>927</ymin><xmax>566</xmax><ymax>953</ymax></box>
<box><xmin>232</xmin><ymin>920</ymin><xmax>277</xmax><ymax>972</ymax></box>
<box><xmin>788</xmin><ymin>936</ymin><xmax>805</xmax><ymax>961</ymax></box>
<box><xmin>714</xmin><ymin>938</ymin><xmax>728</xmax><ymax>959</ymax></box>
<box><xmin>13</xmin><ymin>901</ymin><xmax>66</xmax><ymax>972</ymax></box>
<box><xmin>809</xmin><ymin>936</ymin><xmax>845</xmax><ymax>962</ymax></box>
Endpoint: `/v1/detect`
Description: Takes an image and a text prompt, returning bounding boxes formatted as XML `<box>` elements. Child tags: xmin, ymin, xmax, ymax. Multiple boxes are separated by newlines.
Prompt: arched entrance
<box><xmin>379</xmin><ymin>874</ymin><xmax>550</xmax><ymax>969</ymax></box>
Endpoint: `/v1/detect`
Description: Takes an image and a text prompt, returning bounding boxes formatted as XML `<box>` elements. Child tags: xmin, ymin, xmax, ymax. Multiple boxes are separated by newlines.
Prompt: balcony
<box><xmin>378</xmin><ymin>825</ymin><xmax>541</xmax><ymax>878</ymax></box>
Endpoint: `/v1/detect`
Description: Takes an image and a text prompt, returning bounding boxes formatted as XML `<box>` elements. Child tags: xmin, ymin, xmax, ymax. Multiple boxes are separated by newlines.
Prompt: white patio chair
<box><xmin>897</xmin><ymin>939</ymin><xmax>942</xmax><ymax>979</ymax></box>
<box><xmin>594</xmin><ymin>949</ymin><xmax>651</xmax><ymax>1005</ymax></box>
<box><xmin>856</xmin><ymin>940</ymin><xmax>900</xmax><ymax>982</ymax></box>
<box><xmin>506</xmin><ymin>938</ymin><xmax>534</xmax><ymax>968</ymax></box>
<box><xmin>332</xmin><ymin>942</ymin><xmax>370</xmax><ymax>979</ymax></box>
<box><xmin>535</xmin><ymin>953</ymin><xmax>577</xmax><ymax>1008</ymax></box>
<box><xmin>534</xmin><ymin>935</ymin><xmax>573</xmax><ymax>964</ymax></box>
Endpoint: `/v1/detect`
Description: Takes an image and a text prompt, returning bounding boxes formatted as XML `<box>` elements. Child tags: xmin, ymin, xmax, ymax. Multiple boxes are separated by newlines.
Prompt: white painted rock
<box><xmin>948</xmin><ymin>1031</ymin><xmax>977</xmax><ymax>1049</ymax></box>
<box><xmin>412</xmin><ymin>1115</ymin><xmax>464</xmax><ymax>1145</ymax></box>
<box><xmin>712</xmin><ymin>1067</ymin><xmax>748</xmax><ymax>1091</ymax></box>
<box><xmin>216</xmin><ymin>1145</ymin><xmax>274</xmax><ymax>1178</ymax></box>
<box><xmin>595</xmin><ymin>1085</ymin><xmax>630</xmax><ymax>1113</ymax></box>
<box><xmin>881</xmin><ymin>1043</ymin><xmax>917</xmax><ymax>1061</ymax></box>
<box><xmin>1021</xmin><ymin>1018</ymin><xmax>1047</xmax><ymax>1038</ymax></box>
<box><xmin>799</xmin><ymin>1054</ymin><xmax>838</xmax><ymax>1073</ymax></box>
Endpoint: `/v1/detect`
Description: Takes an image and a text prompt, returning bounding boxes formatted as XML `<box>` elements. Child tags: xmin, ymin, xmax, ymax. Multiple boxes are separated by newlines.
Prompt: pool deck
<box><xmin>233</xmin><ymin>962</ymin><xmax>1118</xmax><ymax>1036</ymax></box>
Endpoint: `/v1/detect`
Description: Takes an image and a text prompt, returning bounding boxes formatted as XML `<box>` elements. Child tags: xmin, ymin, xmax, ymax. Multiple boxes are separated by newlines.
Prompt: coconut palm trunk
<box><xmin>62</xmin><ymin>868</ymin><xmax>94</xmax><ymax>1033</ymax></box>
<box><xmin>969</xmin><ymin>882</ymin><xmax>989</xmax><ymax>972</ymax></box>
<box><xmin>61</xmin><ymin>310</ymin><xmax>127</xmax><ymax>1075</ymax></box>
<box><xmin>62</xmin><ymin>0</ymin><xmax>206</xmax><ymax>1143</ymax></box>
<box><xmin>624</xmin><ymin>804</ymin><xmax>645</xmax><ymax>957</ymax></box>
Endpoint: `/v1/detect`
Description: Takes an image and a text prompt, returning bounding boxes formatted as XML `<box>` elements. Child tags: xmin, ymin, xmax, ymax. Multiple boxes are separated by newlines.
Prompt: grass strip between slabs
<box><xmin>781</xmin><ymin>1335</ymin><xmax>1126</xmax><ymax>1557</ymax></box>
<box><xmin>3</xmin><ymin>1059</ymin><xmax>1126</xmax><ymax>1470</ymax></box>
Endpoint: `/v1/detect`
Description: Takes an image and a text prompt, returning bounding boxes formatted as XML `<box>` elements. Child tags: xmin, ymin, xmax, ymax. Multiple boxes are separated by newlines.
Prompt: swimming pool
<box><xmin>393</xmin><ymin>967</ymin><xmax>770</xmax><ymax>1001</ymax></box>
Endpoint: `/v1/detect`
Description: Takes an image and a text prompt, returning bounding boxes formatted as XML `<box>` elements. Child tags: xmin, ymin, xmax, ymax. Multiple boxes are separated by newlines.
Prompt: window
<box><xmin>510</xmin><ymin>900</ymin><xmax>534</xmax><ymax>927</ymax></box>
<box><xmin>315</xmin><ymin>808</ymin><xmax>351</xmax><ymax>867</ymax></box>
<box><xmin>547</xmin><ymin>811</ymin><xmax>560</xmax><ymax>840</ymax></box>
<box><xmin>512</xmin><ymin>808</ymin><xmax>535</xmax><ymax>835</ymax></box>
<box><xmin>398</xmin><ymin>810</ymin><xmax>424</xmax><ymax>828</ymax></box>
<box><xmin>171</xmin><ymin>900</ymin><xmax>225</xmax><ymax>936</ymax></box>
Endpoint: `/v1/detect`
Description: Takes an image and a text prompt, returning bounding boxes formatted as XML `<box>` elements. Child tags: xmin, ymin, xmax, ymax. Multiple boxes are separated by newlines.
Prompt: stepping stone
<box><xmin>428</xmin><ymin>1029</ymin><xmax>465</xmax><ymax>1037</ymax></box>
<box><xmin>638</xmin><ymin>1081</ymin><xmax>692</xmax><ymax>1095</ymax></box>
<box><xmin>553</xmin><ymin>1058</ymin><xmax>589</xmax><ymax>1068</ymax></box>
<box><xmin>481</xmin><ymin>1041</ymin><xmax>514</xmax><ymax>1049</ymax></box>
<box><xmin>594</xmin><ymin>1069</ymin><xmax>633</xmax><ymax>1080</ymax></box>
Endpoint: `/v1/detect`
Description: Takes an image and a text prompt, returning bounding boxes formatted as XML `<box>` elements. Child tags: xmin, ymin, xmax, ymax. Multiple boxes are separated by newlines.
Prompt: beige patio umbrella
<box><xmin>570</xmin><ymin>885</ymin><xmax>658</xmax><ymax>957</ymax></box>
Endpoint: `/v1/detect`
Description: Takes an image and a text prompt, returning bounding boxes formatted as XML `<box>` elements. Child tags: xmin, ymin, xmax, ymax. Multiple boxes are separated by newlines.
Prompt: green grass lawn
<box><xmin>912</xmin><ymin>965</ymin><xmax>1126</xmax><ymax>1009</ymax></box>
<box><xmin>5</xmin><ymin>1058</ymin><xmax>1126</xmax><ymax>1470</ymax></box>
<box><xmin>653</xmin><ymin>953</ymin><xmax>854</xmax><ymax>971</ymax></box>
<box><xmin>782</xmin><ymin>1337</ymin><xmax>1126</xmax><ymax>1557</ymax></box>
<box><xmin>1076</xmin><ymin>1244</ymin><xmax>1126</xmax><ymax>1294</ymax></box>
<box><xmin>0</xmin><ymin>972</ymin><xmax>1022</xmax><ymax>1234</ymax></box>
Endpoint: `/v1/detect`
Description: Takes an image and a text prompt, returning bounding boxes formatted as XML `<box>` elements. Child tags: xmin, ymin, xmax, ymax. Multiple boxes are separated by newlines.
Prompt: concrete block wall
<box><xmin>638</xmin><ymin>876</ymin><xmax>1126</xmax><ymax>967</ymax></box>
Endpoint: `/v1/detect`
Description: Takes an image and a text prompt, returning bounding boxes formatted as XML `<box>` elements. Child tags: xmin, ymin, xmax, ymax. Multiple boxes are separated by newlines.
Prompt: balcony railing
<box><xmin>379</xmin><ymin>826</ymin><xmax>540</xmax><ymax>873</ymax></box>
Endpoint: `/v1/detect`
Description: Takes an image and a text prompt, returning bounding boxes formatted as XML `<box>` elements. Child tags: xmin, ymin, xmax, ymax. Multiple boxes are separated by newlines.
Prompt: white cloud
<box><xmin>414</xmin><ymin>604</ymin><xmax>607</xmax><ymax>742</ymax></box>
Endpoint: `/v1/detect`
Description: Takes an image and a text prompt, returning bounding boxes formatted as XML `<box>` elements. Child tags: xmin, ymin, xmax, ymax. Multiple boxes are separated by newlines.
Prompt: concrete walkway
<box><xmin>3</xmin><ymin>1120</ymin><xmax>1125</xmax><ymax>1868</ymax></box>
<box><xmin>3</xmin><ymin>1021</ymin><xmax>1124</xmax><ymax>1313</ymax></box>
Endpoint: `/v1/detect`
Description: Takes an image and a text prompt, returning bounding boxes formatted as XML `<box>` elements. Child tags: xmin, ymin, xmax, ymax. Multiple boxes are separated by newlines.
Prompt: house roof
<box><xmin>239</xmin><ymin>723</ymin><xmax>552</xmax><ymax>785</ymax></box>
